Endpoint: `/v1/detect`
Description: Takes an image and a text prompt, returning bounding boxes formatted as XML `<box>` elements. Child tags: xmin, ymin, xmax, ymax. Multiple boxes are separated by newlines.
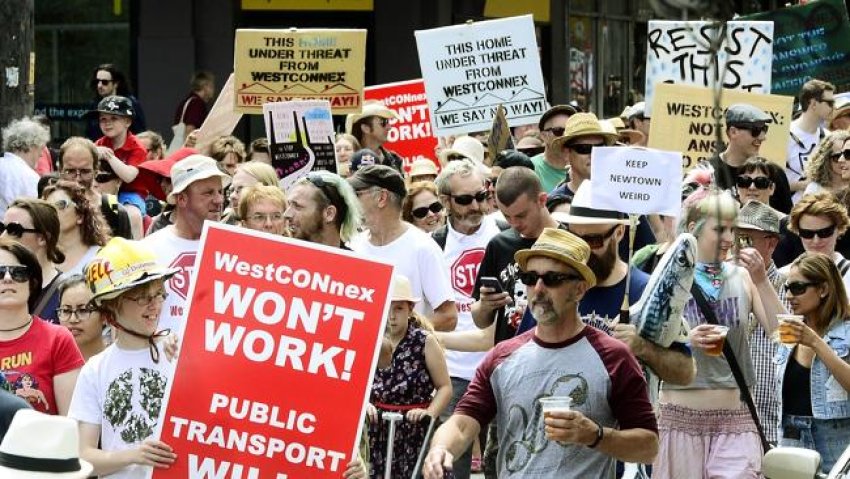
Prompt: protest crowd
<box><xmin>2</xmin><ymin>5</ymin><xmax>850</xmax><ymax>479</ymax></box>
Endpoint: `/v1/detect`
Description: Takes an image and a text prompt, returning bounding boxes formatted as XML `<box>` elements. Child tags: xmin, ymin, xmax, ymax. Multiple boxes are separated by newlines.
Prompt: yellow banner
<box><xmin>484</xmin><ymin>0</ymin><xmax>549</xmax><ymax>22</ymax></box>
<box><xmin>241</xmin><ymin>0</ymin><xmax>373</xmax><ymax>11</ymax></box>
<box><xmin>233</xmin><ymin>29</ymin><xmax>367</xmax><ymax>115</ymax></box>
<box><xmin>648</xmin><ymin>83</ymin><xmax>794</xmax><ymax>171</ymax></box>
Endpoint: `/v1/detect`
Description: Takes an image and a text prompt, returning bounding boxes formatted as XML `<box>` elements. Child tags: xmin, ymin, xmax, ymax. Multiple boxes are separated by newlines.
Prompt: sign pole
<box><xmin>619</xmin><ymin>214</ymin><xmax>639</xmax><ymax>324</ymax></box>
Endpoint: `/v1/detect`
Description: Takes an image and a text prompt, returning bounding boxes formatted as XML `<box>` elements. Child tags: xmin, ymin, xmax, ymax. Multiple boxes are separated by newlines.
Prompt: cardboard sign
<box><xmin>234</xmin><ymin>29</ymin><xmax>367</xmax><ymax>114</ymax></box>
<box><xmin>590</xmin><ymin>147</ymin><xmax>683</xmax><ymax>217</ymax></box>
<box><xmin>195</xmin><ymin>73</ymin><xmax>244</xmax><ymax>155</ymax></box>
<box><xmin>648</xmin><ymin>83</ymin><xmax>793</xmax><ymax>171</ymax></box>
<box><xmin>486</xmin><ymin>105</ymin><xmax>513</xmax><ymax>166</ymax></box>
<box><xmin>263</xmin><ymin>100</ymin><xmax>337</xmax><ymax>190</ymax></box>
<box><xmin>415</xmin><ymin>15</ymin><xmax>547</xmax><ymax>136</ymax></box>
<box><xmin>153</xmin><ymin>223</ymin><xmax>393</xmax><ymax>479</ymax></box>
<box><xmin>364</xmin><ymin>79</ymin><xmax>438</xmax><ymax>170</ymax></box>
<box><xmin>645</xmin><ymin>20</ymin><xmax>774</xmax><ymax>116</ymax></box>
<box><xmin>743</xmin><ymin>0</ymin><xmax>850</xmax><ymax>95</ymax></box>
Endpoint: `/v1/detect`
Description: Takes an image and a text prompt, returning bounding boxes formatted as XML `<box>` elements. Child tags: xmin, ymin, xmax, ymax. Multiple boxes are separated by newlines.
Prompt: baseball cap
<box><xmin>88</xmin><ymin>95</ymin><xmax>134</xmax><ymax>118</ymax></box>
<box><xmin>167</xmin><ymin>154</ymin><xmax>232</xmax><ymax>204</ymax></box>
<box><xmin>347</xmin><ymin>164</ymin><xmax>407</xmax><ymax>199</ymax></box>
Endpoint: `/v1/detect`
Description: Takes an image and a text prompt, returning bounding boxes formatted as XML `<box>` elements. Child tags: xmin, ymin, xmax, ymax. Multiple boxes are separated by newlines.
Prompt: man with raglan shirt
<box><xmin>530</xmin><ymin>104</ymin><xmax>576</xmax><ymax>192</ymax></box>
<box><xmin>423</xmin><ymin>228</ymin><xmax>658</xmax><ymax>478</ymax></box>
<box><xmin>141</xmin><ymin>155</ymin><xmax>230</xmax><ymax>334</ymax></box>
<box><xmin>787</xmin><ymin>79</ymin><xmax>835</xmax><ymax>202</ymax></box>
<box><xmin>348</xmin><ymin>165</ymin><xmax>458</xmax><ymax>331</ymax></box>
<box><xmin>429</xmin><ymin>159</ymin><xmax>503</xmax><ymax>479</ymax></box>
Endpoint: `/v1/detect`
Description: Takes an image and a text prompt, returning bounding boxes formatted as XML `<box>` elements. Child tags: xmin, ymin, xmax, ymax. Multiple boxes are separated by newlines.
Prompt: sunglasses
<box><xmin>567</xmin><ymin>143</ymin><xmax>604</xmax><ymax>155</ymax></box>
<box><xmin>0</xmin><ymin>222</ymin><xmax>38</xmax><ymax>238</ymax></box>
<box><xmin>735</xmin><ymin>176</ymin><xmax>772</xmax><ymax>189</ymax></box>
<box><xmin>733</xmin><ymin>123</ymin><xmax>769</xmax><ymax>137</ymax></box>
<box><xmin>570</xmin><ymin>226</ymin><xmax>618</xmax><ymax>249</ymax></box>
<box><xmin>830</xmin><ymin>150</ymin><xmax>850</xmax><ymax>162</ymax></box>
<box><xmin>543</xmin><ymin>127</ymin><xmax>566</xmax><ymax>136</ymax></box>
<box><xmin>95</xmin><ymin>79</ymin><xmax>113</xmax><ymax>85</ymax></box>
<box><xmin>52</xmin><ymin>199</ymin><xmax>76</xmax><ymax>210</ymax></box>
<box><xmin>446</xmin><ymin>153</ymin><xmax>469</xmax><ymax>162</ymax></box>
<box><xmin>449</xmin><ymin>190</ymin><xmax>488</xmax><ymax>206</ymax></box>
<box><xmin>517</xmin><ymin>270</ymin><xmax>583</xmax><ymax>287</ymax></box>
<box><xmin>0</xmin><ymin>265</ymin><xmax>30</xmax><ymax>283</ymax></box>
<box><xmin>375</xmin><ymin>118</ymin><xmax>389</xmax><ymax>127</ymax></box>
<box><xmin>412</xmin><ymin>201</ymin><xmax>443</xmax><ymax>219</ymax></box>
<box><xmin>798</xmin><ymin>224</ymin><xmax>836</xmax><ymax>239</ymax></box>
<box><xmin>784</xmin><ymin>281</ymin><xmax>820</xmax><ymax>296</ymax></box>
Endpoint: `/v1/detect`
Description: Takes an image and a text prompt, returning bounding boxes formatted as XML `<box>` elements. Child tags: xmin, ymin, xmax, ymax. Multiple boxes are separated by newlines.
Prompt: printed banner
<box><xmin>263</xmin><ymin>100</ymin><xmax>337</xmax><ymax>190</ymax></box>
<box><xmin>415</xmin><ymin>15</ymin><xmax>547</xmax><ymax>136</ymax></box>
<box><xmin>234</xmin><ymin>29</ymin><xmax>367</xmax><ymax>114</ymax></box>
<box><xmin>153</xmin><ymin>223</ymin><xmax>393</xmax><ymax>479</ymax></box>
<box><xmin>364</xmin><ymin>79</ymin><xmax>438</xmax><ymax>170</ymax></box>
<box><xmin>648</xmin><ymin>83</ymin><xmax>793</xmax><ymax>171</ymax></box>
<box><xmin>590</xmin><ymin>147</ymin><xmax>683</xmax><ymax>217</ymax></box>
<box><xmin>645</xmin><ymin>20</ymin><xmax>774</xmax><ymax>116</ymax></box>
<box><xmin>743</xmin><ymin>0</ymin><xmax>850</xmax><ymax>95</ymax></box>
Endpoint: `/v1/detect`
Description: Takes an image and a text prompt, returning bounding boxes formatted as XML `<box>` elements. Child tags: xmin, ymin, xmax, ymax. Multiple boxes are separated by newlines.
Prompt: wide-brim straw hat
<box><xmin>551</xmin><ymin>112</ymin><xmax>618</xmax><ymax>151</ymax></box>
<box><xmin>514</xmin><ymin>228</ymin><xmax>596</xmax><ymax>288</ymax></box>
<box><xmin>345</xmin><ymin>100</ymin><xmax>399</xmax><ymax>134</ymax></box>
<box><xmin>85</xmin><ymin>237</ymin><xmax>179</xmax><ymax>305</ymax></box>
<box><xmin>390</xmin><ymin>274</ymin><xmax>420</xmax><ymax>303</ymax></box>
<box><xmin>0</xmin><ymin>409</ymin><xmax>94</xmax><ymax>478</ymax></box>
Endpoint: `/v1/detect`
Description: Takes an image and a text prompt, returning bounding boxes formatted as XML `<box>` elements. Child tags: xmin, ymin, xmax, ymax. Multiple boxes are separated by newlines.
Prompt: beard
<box><xmin>587</xmin><ymin>240</ymin><xmax>617</xmax><ymax>282</ymax></box>
<box><xmin>449</xmin><ymin>205</ymin><xmax>484</xmax><ymax>230</ymax></box>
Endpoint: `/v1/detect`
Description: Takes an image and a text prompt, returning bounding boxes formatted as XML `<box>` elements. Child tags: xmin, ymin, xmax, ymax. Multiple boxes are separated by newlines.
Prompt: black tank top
<box><xmin>783</xmin><ymin>348</ymin><xmax>813</xmax><ymax>416</ymax></box>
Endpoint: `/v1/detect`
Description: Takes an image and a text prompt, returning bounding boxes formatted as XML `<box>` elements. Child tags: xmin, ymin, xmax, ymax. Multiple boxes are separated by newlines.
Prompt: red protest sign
<box><xmin>364</xmin><ymin>79</ymin><xmax>438</xmax><ymax>172</ymax></box>
<box><xmin>153</xmin><ymin>223</ymin><xmax>393</xmax><ymax>479</ymax></box>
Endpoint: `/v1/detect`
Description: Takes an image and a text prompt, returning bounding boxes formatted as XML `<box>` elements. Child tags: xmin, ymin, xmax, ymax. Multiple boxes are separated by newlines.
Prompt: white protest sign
<box><xmin>415</xmin><ymin>15</ymin><xmax>547</xmax><ymax>136</ymax></box>
<box><xmin>590</xmin><ymin>147</ymin><xmax>683</xmax><ymax>217</ymax></box>
<box><xmin>645</xmin><ymin>20</ymin><xmax>774</xmax><ymax>116</ymax></box>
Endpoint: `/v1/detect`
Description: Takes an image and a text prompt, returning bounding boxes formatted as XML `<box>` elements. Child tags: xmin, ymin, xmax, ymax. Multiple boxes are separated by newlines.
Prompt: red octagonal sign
<box><xmin>450</xmin><ymin>248</ymin><xmax>485</xmax><ymax>297</ymax></box>
<box><xmin>167</xmin><ymin>252</ymin><xmax>197</xmax><ymax>300</ymax></box>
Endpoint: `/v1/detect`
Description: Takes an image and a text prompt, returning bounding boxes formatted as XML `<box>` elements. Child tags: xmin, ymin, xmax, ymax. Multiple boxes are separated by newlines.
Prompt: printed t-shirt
<box><xmin>140</xmin><ymin>226</ymin><xmax>199</xmax><ymax>335</ymax></box>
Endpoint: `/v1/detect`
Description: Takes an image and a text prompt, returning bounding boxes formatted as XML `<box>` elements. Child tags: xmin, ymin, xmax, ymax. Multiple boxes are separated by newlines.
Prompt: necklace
<box><xmin>0</xmin><ymin>316</ymin><xmax>33</xmax><ymax>333</ymax></box>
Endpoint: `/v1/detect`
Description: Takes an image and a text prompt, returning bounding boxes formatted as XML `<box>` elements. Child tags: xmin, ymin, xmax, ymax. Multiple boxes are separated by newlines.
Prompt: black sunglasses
<box><xmin>784</xmin><ymin>281</ymin><xmax>820</xmax><ymax>296</ymax></box>
<box><xmin>517</xmin><ymin>270</ymin><xmax>583</xmax><ymax>287</ymax></box>
<box><xmin>830</xmin><ymin>150</ymin><xmax>850</xmax><ymax>162</ymax></box>
<box><xmin>450</xmin><ymin>190</ymin><xmax>488</xmax><ymax>206</ymax></box>
<box><xmin>0</xmin><ymin>265</ymin><xmax>30</xmax><ymax>283</ymax></box>
<box><xmin>95</xmin><ymin>79</ymin><xmax>113</xmax><ymax>85</ymax></box>
<box><xmin>570</xmin><ymin>226</ymin><xmax>618</xmax><ymax>249</ymax></box>
<box><xmin>544</xmin><ymin>127</ymin><xmax>566</xmax><ymax>136</ymax></box>
<box><xmin>411</xmin><ymin>201</ymin><xmax>443</xmax><ymax>219</ymax></box>
<box><xmin>0</xmin><ymin>222</ymin><xmax>38</xmax><ymax>238</ymax></box>
<box><xmin>735</xmin><ymin>176</ymin><xmax>772</xmax><ymax>189</ymax></box>
<box><xmin>446</xmin><ymin>153</ymin><xmax>469</xmax><ymax>162</ymax></box>
<box><xmin>798</xmin><ymin>224</ymin><xmax>836</xmax><ymax>239</ymax></box>
<box><xmin>733</xmin><ymin>123</ymin><xmax>769</xmax><ymax>137</ymax></box>
<box><xmin>567</xmin><ymin>143</ymin><xmax>604</xmax><ymax>155</ymax></box>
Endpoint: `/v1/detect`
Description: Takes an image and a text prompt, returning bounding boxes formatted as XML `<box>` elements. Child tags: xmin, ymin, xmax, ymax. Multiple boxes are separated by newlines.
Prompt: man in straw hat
<box><xmin>423</xmin><ymin>228</ymin><xmax>658</xmax><ymax>478</ymax></box>
<box><xmin>549</xmin><ymin>112</ymin><xmax>617</xmax><ymax>198</ymax></box>
<box><xmin>345</xmin><ymin>100</ymin><xmax>403</xmax><ymax>173</ymax></box>
<box><xmin>531</xmin><ymin>104</ymin><xmax>577</xmax><ymax>192</ymax></box>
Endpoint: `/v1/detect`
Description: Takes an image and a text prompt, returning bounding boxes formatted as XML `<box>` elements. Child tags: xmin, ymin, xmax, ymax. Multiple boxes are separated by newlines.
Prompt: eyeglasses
<box><xmin>247</xmin><ymin>212</ymin><xmax>284</xmax><ymax>223</ymax></box>
<box><xmin>95</xmin><ymin>79</ymin><xmax>113</xmax><ymax>85</ymax></box>
<box><xmin>570</xmin><ymin>226</ymin><xmax>618</xmax><ymax>249</ymax></box>
<box><xmin>0</xmin><ymin>265</ymin><xmax>29</xmax><ymax>283</ymax></box>
<box><xmin>784</xmin><ymin>281</ymin><xmax>820</xmax><ymax>296</ymax></box>
<box><xmin>411</xmin><ymin>201</ymin><xmax>443</xmax><ymax>219</ymax></box>
<box><xmin>567</xmin><ymin>143</ymin><xmax>604</xmax><ymax>155</ymax></box>
<box><xmin>735</xmin><ymin>176</ymin><xmax>772</xmax><ymax>189</ymax></box>
<box><xmin>52</xmin><ymin>199</ymin><xmax>77</xmax><ymax>211</ymax></box>
<box><xmin>124</xmin><ymin>291</ymin><xmax>168</xmax><ymax>307</ymax></box>
<box><xmin>733</xmin><ymin>123</ymin><xmax>769</xmax><ymax>137</ymax></box>
<box><xmin>449</xmin><ymin>190</ymin><xmax>488</xmax><ymax>206</ymax></box>
<box><xmin>375</xmin><ymin>118</ymin><xmax>389</xmax><ymax>127</ymax></box>
<box><xmin>797</xmin><ymin>224</ymin><xmax>836</xmax><ymax>239</ymax></box>
<box><xmin>819</xmin><ymin>98</ymin><xmax>835</xmax><ymax>107</ymax></box>
<box><xmin>57</xmin><ymin>306</ymin><xmax>97</xmax><ymax>321</ymax></box>
<box><xmin>517</xmin><ymin>270</ymin><xmax>583</xmax><ymax>287</ymax></box>
<box><xmin>61</xmin><ymin>168</ymin><xmax>94</xmax><ymax>179</ymax></box>
<box><xmin>543</xmin><ymin>127</ymin><xmax>565</xmax><ymax>136</ymax></box>
<box><xmin>446</xmin><ymin>153</ymin><xmax>469</xmax><ymax>162</ymax></box>
<box><xmin>830</xmin><ymin>150</ymin><xmax>850</xmax><ymax>162</ymax></box>
<box><xmin>0</xmin><ymin>222</ymin><xmax>38</xmax><ymax>238</ymax></box>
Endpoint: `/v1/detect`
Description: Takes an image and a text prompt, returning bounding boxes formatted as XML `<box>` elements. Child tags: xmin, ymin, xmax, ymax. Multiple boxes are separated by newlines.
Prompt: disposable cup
<box><xmin>776</xmin><ymin>314</ymin><xmax>803</xmax><ymax>349</ymax></box>
<box><xmin>704</xmin><ymin>325</ymin><xmax>729</xmax><ymax>357</ymax></box>
<box><xmin>539</xmin><ymin>396</ymin><xmax>572</xmax><ymax>416</ymax></box>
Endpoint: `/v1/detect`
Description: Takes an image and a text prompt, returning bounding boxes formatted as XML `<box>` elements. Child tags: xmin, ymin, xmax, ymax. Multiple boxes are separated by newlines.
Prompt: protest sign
<box><xmin>263</xmin><ymin>100</ymin><xmax>337</xmax><ymax>190</ymax></box>
<box><xmin>486</xmin><ymin>105</ymin><xmax>513</xmax><ymax>166</ymax></box>
<box><xmin>415</xmin><ymin>15</ymin><xmax>547</xmax><ymax>136</ymax></box>
<box><xmin>364</xmin><ymin>79</ymin><xmax>437</xmax><ymax>170</ymax></box>
<box><xmin>234</xmin><ymin>29</ymin><xmax>367</xmax><ymax>115</ymax></box>
<box><xmin>648</xmin><ymin>83</ymin><xmax>793</xmax><ymax>171</ymax></box>
<box><xmin>644</xmin><ymin>20</ymin><xmax>774</xmax><ymax>116</ymax></box>
<box><xmin>195</xmin><ymin>73</ymin><xmax>243</xmax><ymax>155</ymax></box>
<box><xmin>743</xmin><ymin>0</ymin><xmax>850</xmax><ymax>95</ymax></box>
<box><xmin>590</xmin><ymin>147</ymin><xmax>683</xmax><ymax>217</ymax></box>
<box><xmin>153</xmin><ymin>223</ymin><xmax>393</xmax><ymax>479</ymax></box>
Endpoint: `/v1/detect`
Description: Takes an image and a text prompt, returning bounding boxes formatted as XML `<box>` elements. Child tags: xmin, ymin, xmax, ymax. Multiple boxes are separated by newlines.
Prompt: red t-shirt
<box><xmin>96</xmin><ymin>133</ymin><xmax>149</xmax><ymax>196</ymax></box>
<box><xmin>0</xmin><ymin>318</ymin><xmax>84</xmax><ymax>414</ymax></box>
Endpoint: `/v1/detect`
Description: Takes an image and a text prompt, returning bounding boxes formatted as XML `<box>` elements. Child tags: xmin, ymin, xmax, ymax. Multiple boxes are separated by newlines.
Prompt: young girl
<box><xmin>57</xmin><ymin>274</ymin><xmax>106</xmax><ymax>361</ymax></box>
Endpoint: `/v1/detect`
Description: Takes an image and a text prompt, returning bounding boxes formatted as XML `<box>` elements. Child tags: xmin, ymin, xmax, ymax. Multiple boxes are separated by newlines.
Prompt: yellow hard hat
<box><xmin>84</xmin><ymin>237</ymin><xmax>178</xmax><ymax>305</ymax></box>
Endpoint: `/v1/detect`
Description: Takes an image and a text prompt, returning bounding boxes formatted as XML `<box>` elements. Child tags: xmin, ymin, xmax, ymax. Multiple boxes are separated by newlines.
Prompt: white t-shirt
<box><xmin>786</xmin><ymin>122</ymin><xmax>827</xmax><ymax>203</ymax></box>
<box><xmin>442</xmin><ymin>217</ymin><xmax>502</xmax><ymax>380</ymax></box>
<box><xmin>0</xmin><ymin>152</ymin><xmax>38</xmax><ymax>218</ymax></box>
<box><xmin>140</xmin><ymin>226</ymin><xmax>199</xmax><ymax>335</ymax></box>
<box><xmin>68</xmin><ymin>343</ymin><xmax>174</xmax><ymax>479</ymax></box>
<box><xmin>351</xmin><ymin>224</ymin><xmax>454</xmax><ymax>316</ymax></box>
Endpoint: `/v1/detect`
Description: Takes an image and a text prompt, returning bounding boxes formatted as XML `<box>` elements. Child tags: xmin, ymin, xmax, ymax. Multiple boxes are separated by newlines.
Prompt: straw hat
<box><xmin>551</xmin><ymin>180</ymin><xmax>631</xmax><ymax>226</ymax></box>
<box><xmin>409</xmin><ymin>159</ymin><xmax>439</xmax><ymax>178</ymax></box>
<box><xmin>514</xmin><ymin>228</ymin><xmax>596</xmax><ymax>287</ymax></box>
<box><xmin>390</xmin><ymin>274</ymin><xmax>420</xmax><ymax>303</ymax></box>
<box><xmin>345</xmin><ymin>100</ymin><xmax>399</xmax><ymax>134</ymax></box>
<box><xmin>84</xmin><ymin>237</ymin><xmax>179</xmax><ymax>305</ymax></box>
<box><xmin>551</xmin><ymin>113</ymin><xmax>618</xmax><ymax>151</ymax></box>
<box><xmin>0</xmin><ymin>409</ymin><xmax>94</xmax><ymax>478</ymax></box>
<box><xmin>438</xmin><ymin>135</ymin><xmax>485</xmax><ymax>165</ymax></box>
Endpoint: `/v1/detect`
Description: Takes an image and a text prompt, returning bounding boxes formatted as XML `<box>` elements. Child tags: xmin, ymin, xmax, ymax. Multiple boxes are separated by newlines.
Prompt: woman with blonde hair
<box><xmin>224</xmin><ymin>161</ymin><xmax>279</xmax><ymax>224</ymax></box>
<box><xmin>804</xmin><ymin>130</ymin><xmax>850</xmax><ymax>196</ymax></box>
<box><xmin>335</xmin><ymin>133</ymin><xmax>361</xmax><ymax>177</ymax></box>
<box><xmin>238</xmin><ymin>184</ymin><xmax>288</xmax><ymax>236</ymax></box>
<box><xmin>42</xmin><ymin>180</ymin><xmax>110</xmax><ymax>276</ymax></box>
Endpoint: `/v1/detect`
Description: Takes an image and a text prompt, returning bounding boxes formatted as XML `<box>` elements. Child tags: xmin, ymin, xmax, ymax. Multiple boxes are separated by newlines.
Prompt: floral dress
<box><xmin>369</xmin><ymin>323</ymin><xmax>433</xmax><ymax>478</ymax></box>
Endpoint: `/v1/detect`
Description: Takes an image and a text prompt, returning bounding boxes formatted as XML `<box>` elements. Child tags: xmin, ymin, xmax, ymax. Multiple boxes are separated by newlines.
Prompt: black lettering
<box><xmin>668</xmin><ymin>27</ymin><xmax>697</xmax><ymax>51</ymax></box>
<box><xmin>648</xmin><ymin>28</ymin><xmax>669</xmax><ymax>58</ymax></box>
<box><xmin>748</xmin><ymin>26</ymin><xmax>773</xmax><ymax>57</ymax></box>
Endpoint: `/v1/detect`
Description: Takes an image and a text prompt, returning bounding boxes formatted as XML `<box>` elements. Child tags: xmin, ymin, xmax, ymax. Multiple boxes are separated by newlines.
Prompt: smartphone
<box><xmin>480</xmin><ymin>276</ymin><xmax>504</xmax><ymax>294</ymax></box>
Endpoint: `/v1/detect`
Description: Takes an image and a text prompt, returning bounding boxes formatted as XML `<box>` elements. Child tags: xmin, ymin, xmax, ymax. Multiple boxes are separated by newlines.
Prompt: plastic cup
<box><xmin>776</xmin><ymin>314</ymin><xmax>803</xmax><ymax>349</ymax></box>
<box><xmin>539</xmin><ymin>396</ymin><xmax>572</xmax><ymax>416</ymax></box>
<box><xmin>704</xmin><ymin>325</ymin><xmax>729</xmax><ymax>357</ymax></box>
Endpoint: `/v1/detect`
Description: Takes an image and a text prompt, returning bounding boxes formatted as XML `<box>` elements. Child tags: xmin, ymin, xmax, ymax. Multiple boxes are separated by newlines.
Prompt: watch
<box><xmin>587</xmin><ymin>419</ymin><xmax>604</xmax><ymax>448</ymax></box>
